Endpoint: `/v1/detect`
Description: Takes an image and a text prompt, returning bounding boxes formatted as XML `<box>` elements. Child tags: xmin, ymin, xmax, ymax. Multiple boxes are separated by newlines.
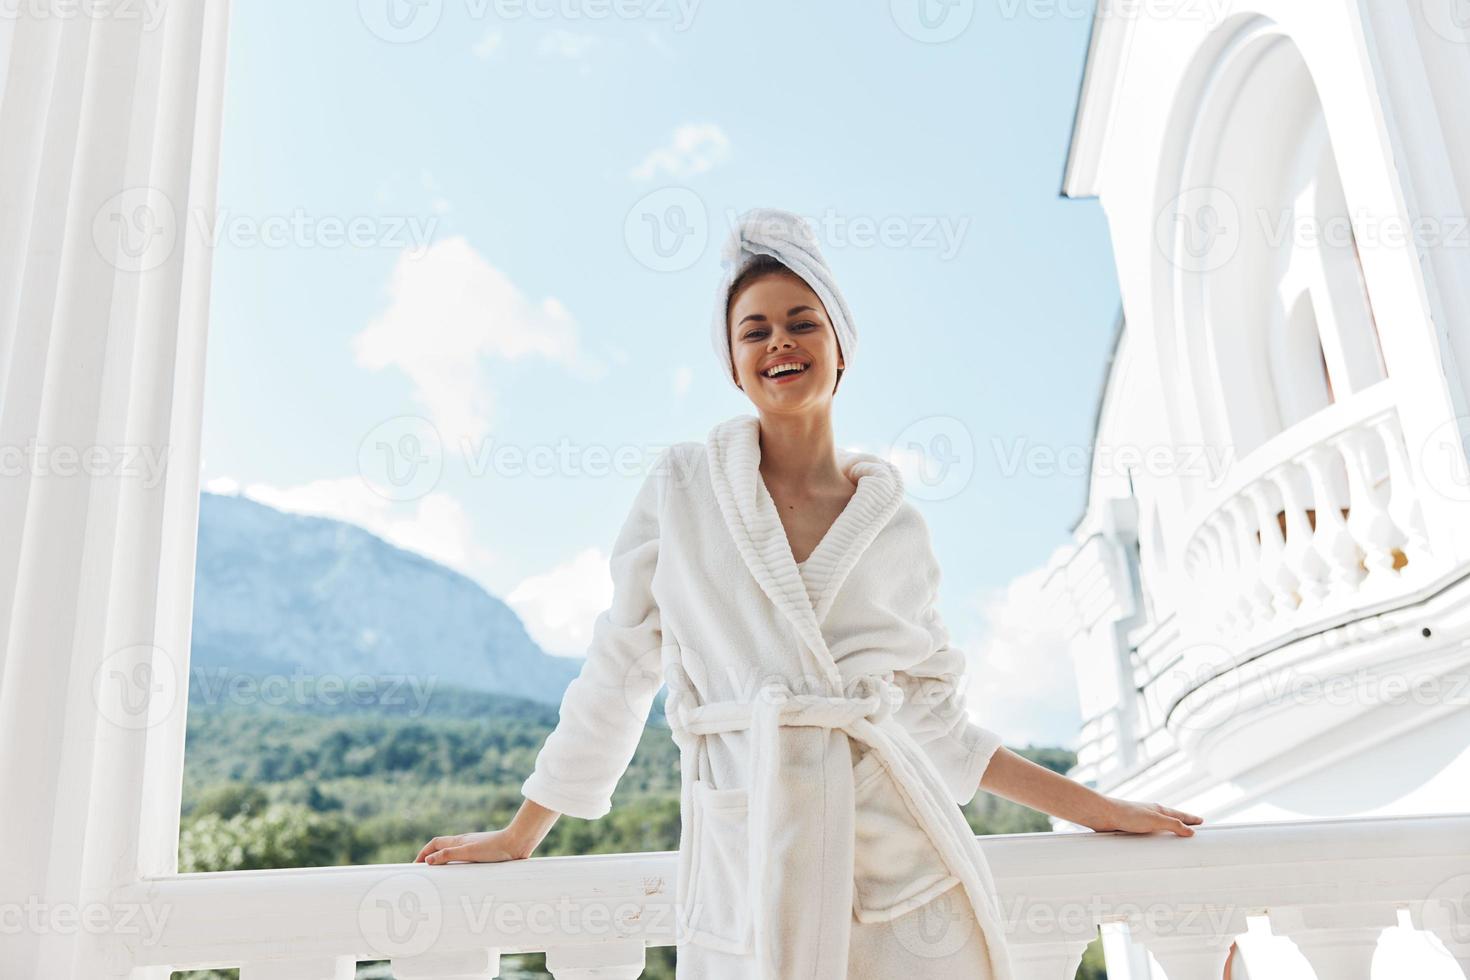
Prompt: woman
<box><xmin>415</xmin><ymin>208</ymin><xmax>1203</xmax><ymax>978</ymax></box>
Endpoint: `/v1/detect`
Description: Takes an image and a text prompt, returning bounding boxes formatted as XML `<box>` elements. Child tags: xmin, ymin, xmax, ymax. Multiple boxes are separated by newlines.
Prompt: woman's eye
<box><xmin>743</xmin><ymin>321</ymin><xmax>815</xmax><ymax>341</ymax></box>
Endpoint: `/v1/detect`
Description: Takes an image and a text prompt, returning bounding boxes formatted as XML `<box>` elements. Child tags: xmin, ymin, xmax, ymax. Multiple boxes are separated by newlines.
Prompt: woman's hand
<box><xmin>1086</xmin><ymin>797</ymin><xmax>1203</xmax><ymax>837</ymax></box>
<box><xmin>415</xmin><ymin>828</ymin><xmax>534</xmax><ymax>865</ymax></box>
<box><xmin>976</xmin><ymin>747</ymin><xmax>1204</xmax><ymax>837</ymax></box>
<box><xmin>417</xmin><ymin>800</ymin><xmax>561</xmax><ymax>864</ymax></box>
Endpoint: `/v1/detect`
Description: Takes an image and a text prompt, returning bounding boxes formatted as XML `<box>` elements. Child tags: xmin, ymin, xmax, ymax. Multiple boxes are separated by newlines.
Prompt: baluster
<box><xmin>1224</xmin><ymin>497</ymin><xmax>1274</xmax><ymax>631</ymax></box>
<box><xmin>394</xmin><ymin>948</ymin><xmax>502</xmax><ymax>979</ymax></box>
<box><xmin>1183</xmin><ymin>537</ymin><xmax>1217</xmax><ymax>634</ymax></box>
<box><xmin>1267</xmin><ymin>905</ymin><xmax>1394</xmax><ymax>980</ymax></box>
<box><xmin>1132</xmin><ymin>908</ymin><xmax>1245</xmax><ymax>980</ymax></box>
<box><xmin>1372</xmin><ymin>414</ymin><xmax>1433</xmax><ymax>571</ymax></box>
<box><xmin>544</xmin><ymin>940</ymin><xmax>646</xmax><ymax>979</ymax></box>
<box><xmin>1099</xmin><ymin>923</ymin><xmax>1158</xmax><ymax>978</ymax></box>
<box><xmin>1198</xmin><ymin>525</ymin><xmax>1232</xmax><ymax>634</ymax></box>
<box><xmin>1332</xmin><ymin>426</ymin><xmax>1403</xmax><ymax>590</ymax></box>
<box><xmin>1299</xmin><ymin>444</ymin><xmax>1364</xmax><ymax>603</ymax></box>
<box><xmin>1270</xmin><ymin>462</ymin><xmax>1330</xmax><ymax>610</ymax></box>
<box><xmin>1246</xmin><ymin>480</ymin><xmax>1300</xmax><ymax>618</ymax></box>
<box><xmin>239</xmin><ymin>959</ymin><xmax>355</xmax><ymax>980</ymax></box>
<box><xmin>1008</xmin><ymin>938</ymin><xmax>1091</xmax><ymax>979</ymax></box>
<box><xmin>1137</xmin><ymin>937</ymin><xmax>1234</xmax><ymax>980</ymax></box>
<box><xmin>1205</xmin><ymin>511</ymin><xmax>1248</xmax><ymax>636</ymax></box>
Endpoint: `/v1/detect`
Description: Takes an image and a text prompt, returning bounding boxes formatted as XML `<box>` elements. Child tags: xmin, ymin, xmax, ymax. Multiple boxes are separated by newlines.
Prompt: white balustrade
<box><xmin>1180</xmin><ymin>382</ymin><xmax>1440</xmax><ymax>649</ymax></box>
<box><xmin>103</xmin><ymin>813</ymin><xmax>1469</xmax><ymax>979</ymax></box>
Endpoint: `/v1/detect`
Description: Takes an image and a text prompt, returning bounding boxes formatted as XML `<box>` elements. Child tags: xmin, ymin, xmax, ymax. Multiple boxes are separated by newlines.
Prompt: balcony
<box><xmin>1178</xmin><ymin>379</ymin><xmax>1444</xmax><ymax>653</ymax></box>
<box><xmin>105</xmin><ymin>814</ymin><xmax>1470</xmax><ymax>979</ymax></box>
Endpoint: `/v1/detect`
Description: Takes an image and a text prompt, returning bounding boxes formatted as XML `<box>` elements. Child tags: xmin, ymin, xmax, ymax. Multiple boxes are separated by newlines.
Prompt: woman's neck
<box><xmin>755</xmin><ymin>411</ymin><xmax>848</xmax><ymax>490</ymax></box>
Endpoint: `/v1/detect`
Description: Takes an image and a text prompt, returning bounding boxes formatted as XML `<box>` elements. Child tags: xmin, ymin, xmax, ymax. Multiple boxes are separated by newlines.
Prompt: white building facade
<box><xmin>1051</xmin><ymin>1</ymin><xmax>1470</xmax><ymax>976</ymax></box>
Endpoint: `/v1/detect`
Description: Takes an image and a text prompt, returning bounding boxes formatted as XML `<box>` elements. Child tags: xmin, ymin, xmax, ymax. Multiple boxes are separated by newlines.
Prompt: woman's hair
<box><xmin>727</xmin><ymin>254</ymin><xmax>845</xmax><ymax>392</ymax></box>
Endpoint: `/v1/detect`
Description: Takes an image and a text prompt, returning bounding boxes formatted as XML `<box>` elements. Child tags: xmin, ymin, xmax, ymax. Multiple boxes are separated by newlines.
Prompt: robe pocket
<box><xmin>679</xmin><ymin>777</ymin><xmax>753</xmax><ymax>953</ymax></box>
<box><xmin>850</xmin><ymin>748</ymin><xmax>962</xmax><ymax>924</ymax></box>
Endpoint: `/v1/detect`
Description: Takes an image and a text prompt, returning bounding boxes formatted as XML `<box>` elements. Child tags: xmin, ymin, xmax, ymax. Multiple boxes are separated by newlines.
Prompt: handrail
<box><xmin>113</xmin><ymin>812</ymin><xmax>1470</xmax><ymax>972</ymax></box>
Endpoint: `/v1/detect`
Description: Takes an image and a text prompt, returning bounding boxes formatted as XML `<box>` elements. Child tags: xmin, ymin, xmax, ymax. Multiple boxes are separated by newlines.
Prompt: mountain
<box><xmin>191</xmin><ymin>491</ymin><xmax>582</xmax><ymax>706</ymax></box>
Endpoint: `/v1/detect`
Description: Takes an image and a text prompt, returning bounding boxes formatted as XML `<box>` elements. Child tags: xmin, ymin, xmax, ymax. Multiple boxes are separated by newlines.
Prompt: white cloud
<box><xmin>630</xmin><ymin>123</ymin><xmax>731</xmax><ymax>181</ymax></box>
<box><xmin>473</xmin><ymin>28</ymin><xmax>504</xmax><ymax>60</ymax></box>
<box><xmin>538</xmin><ymin>29</ymin><xmax>599</xmax><ymax>60</ymax></box>
<box><xmin>955</xmin><ymin>545</ymin><xmax>1081</xmax><ymax>749</ymax></box>
<box><xmin>228</xmin><ymin>476</ymin><xmax>497</xmax><ymax>583</ymax></box>
<box><xmin>352</xmin><ymin>236</ymin><xmax>603</xmax><ymax>446</ymax></box>
<box><xmin>203</xmin><ymin>475</ymin><xmax>240</xmax><ymax>495</ymax></box>
<box><xmin>504</xmin><ymin>547</ymin><xmax>613</xmax><ymax>658</ymax></box>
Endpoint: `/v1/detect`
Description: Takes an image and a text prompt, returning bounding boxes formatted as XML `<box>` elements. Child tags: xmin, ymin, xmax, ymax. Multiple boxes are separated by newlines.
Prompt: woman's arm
<box><xmin>415</xmin><ymin>447</ymin><xmax>675</xmax><ymax>865</ymax></box>
<box><xmin>897</xmin><ymin>504</ymin><xmax>1203</xmax><ymax>838</ymax></box>
<box><xmin>978</xmin><ymin>747</ymin><xmax>1203</xmax><ymax>837</ymax></box>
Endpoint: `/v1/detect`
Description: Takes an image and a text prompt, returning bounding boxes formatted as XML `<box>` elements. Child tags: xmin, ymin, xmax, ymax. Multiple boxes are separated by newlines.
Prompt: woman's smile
<box><xmin>766</xmin><ymin>364</ymin><xmax>810</xmax><ymax>385</ymax></box>
<box><xmin>760</xmin><ymin>355</ymin><xmax>813</xmax><ymax>386</ymax></box>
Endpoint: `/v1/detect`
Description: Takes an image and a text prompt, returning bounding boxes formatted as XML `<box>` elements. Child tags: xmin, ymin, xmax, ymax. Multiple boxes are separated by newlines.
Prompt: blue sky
<box><xmin>200</xmin><ymin>0</ymin><xmax>1120</xmax><ymax>748</ymax></box>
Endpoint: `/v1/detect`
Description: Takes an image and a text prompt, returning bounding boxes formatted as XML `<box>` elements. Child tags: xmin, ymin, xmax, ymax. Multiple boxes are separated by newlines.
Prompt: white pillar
<box><xmin>1267</xmin><ymin>905</ymin><xmax>1394</xmax><ymax>980</ymax></box>
<box><xmin>393</xmin><ymin>947</ymin><xmax>503</xmax><ymax>979</ymax></box>
<box><xmin>238</xmin><ymin>959</ymin><xmax>356</xmax><ymax>980</ymax></box>
<box><xmin>544</xmin><ymin>940</ymin><xmax>647</xmax><ymax>979</ymax></box>
<box><xmin>0</xmin><ymin>1</ymin><xmax>231</xmax><ymax>977</ymax></box>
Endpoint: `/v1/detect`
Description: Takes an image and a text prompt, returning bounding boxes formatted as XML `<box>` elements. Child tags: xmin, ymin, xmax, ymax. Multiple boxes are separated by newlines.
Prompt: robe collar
<box><xmin>705</xmin><ymin>414</ymin><xmax>906</xmax><ymax>690</ymax></box>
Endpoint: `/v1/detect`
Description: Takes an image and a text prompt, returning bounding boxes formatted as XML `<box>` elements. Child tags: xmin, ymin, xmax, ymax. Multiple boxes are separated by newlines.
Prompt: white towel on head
<box><xmin>710</xmin><ymin>207</ymin><xmax>857</xmax><ymax>391</ymax></box>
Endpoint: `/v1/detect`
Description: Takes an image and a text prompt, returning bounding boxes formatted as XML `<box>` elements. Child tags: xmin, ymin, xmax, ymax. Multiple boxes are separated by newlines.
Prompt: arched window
<box><xmin>1271</xmin><ymin>292</ymin><xmax>1334</xmax><ymax>426</ymax></box>
<box><xmin>1160</xmin><ymin>24</ymin><xmax>1388</xmax><ymax>466</ymax></box>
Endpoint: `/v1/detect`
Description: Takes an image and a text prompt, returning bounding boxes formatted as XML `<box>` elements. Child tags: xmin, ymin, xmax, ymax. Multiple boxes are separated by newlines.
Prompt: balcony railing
<box><xmin>1180</xmin><ymin>380</ymin><xmax>1443</xmax><ymax>653</ymax></box>
<box><xmin>110</xmin><ymin>814</ymin><xmax>1470</xmax><ymax>979</ymax></box>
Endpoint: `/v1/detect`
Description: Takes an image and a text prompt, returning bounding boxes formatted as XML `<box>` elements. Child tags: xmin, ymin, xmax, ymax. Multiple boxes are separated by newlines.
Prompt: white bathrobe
<box><xmin>521</xmin><ymin>414</ymin><xmax>1015</xmax><ymax>979</ymax></box>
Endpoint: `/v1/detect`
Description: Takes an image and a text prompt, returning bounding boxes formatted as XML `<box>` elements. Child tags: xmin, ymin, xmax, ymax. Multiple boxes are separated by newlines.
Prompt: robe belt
<box><xmin>671</xmin><ymin>674</ymin><xmax>1009</xmax><ymax>979</ymax></box>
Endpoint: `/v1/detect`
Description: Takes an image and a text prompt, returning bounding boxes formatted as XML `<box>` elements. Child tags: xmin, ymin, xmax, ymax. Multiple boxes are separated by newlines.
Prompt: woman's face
<box><xmin>726</xmin><ymin>272</ymin><xmax>843</xmax><ymax>409</ymax></box>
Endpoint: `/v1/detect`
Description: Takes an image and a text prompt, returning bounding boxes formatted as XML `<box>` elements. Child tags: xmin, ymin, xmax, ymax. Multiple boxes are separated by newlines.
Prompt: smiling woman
<box><xmin>415</xmin><ymin>208</ymin><xmax>1201</xmax><ymax>980</ymax></box>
